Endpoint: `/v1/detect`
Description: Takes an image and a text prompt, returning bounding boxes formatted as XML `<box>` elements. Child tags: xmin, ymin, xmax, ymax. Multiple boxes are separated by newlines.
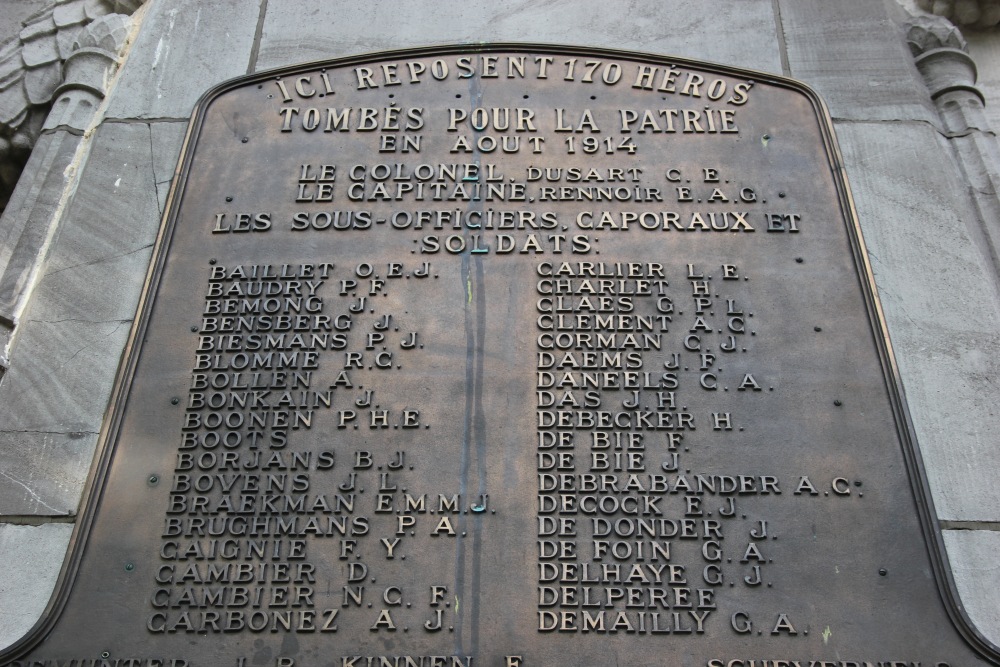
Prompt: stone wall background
<box><xmin>1</xmin><ymin>0</ymin><xmax>999</xmax><ymax>652</ymax></box>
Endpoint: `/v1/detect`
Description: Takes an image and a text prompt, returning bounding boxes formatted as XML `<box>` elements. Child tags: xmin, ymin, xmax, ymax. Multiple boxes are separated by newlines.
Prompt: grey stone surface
<box><xmin>967</xmin><ymin>32</ymin><xmax>1000</xmax><ymax>138</ymax></box>
<box><xmin>28</xmin><ymin>121</ymin><xmax>164</xmax><ymax>287</ymax></box>
<box><xmin>53</xmin><ymin>1</ymin><xmax>88</xmax><ymax>29</ymax></box>
<box><xmin>942</xmin><ymin>529</ymin><xmax>1000</xmax><ymax>646</ymax></box>
<box><xmin>0</xmin><ymin>430</ymin><xmax>95</xmax><ymax>515</ymax></box>
<box><xmin>27</xmin><ymin>233</ymin><xmax>153</xmax><ymax>326</ymax></box>
<box><xmin>149</xmin><ymin>120</ymin><xmax>185</xmax><ymax>214</ymax></box>
<box><xmin>837</xmin><ymin>119</ymin><xmax>1000</xmax><ymax>522</ymax></box>
<box><xmin>17</xmin><ymin>123</ymin><xmax>159</xmax><ymax>319</ymax></box>
<box><xmin>0</xmin><ymin>0</ymin><xmax>53</xmax><ymax>47</ymax></box>
<box><xmin>20</xmin><ymin>14</ymin><xmax>56</xmax><ymax>45</ymax></box>
<box><xmin>0</xmin><ymin>120</ymin><xmax>182</xmax><ymax>512</ymax></box>
<box><xmin>0</xmin><ymin>293</ymin><xmax>136</xmax><ymax>434</ymax></box>
<box><xmin>777</xmin><ymin>0</ymin><xmax>942</xmax><ymax>124</ymax></box>
<box><xmin>254</xmin><ymin>0</ymin><xmax>784</xmax><ymax>75</ymax></box>
<box><xmin>911</xmin><ymin>0</ymin><xmax>1000</xmax><ymax>29</ymax></box>
<box><xmin>0</xmin><ymin>129</ymin><xmax>82</xmax><ymax>317</ymax></box>
<box><xmin>55</xmin><ymin>23</ymin><xmax>83</xmax><ymax>60</ymax></box>
<box><xmin>103</xmin><ymin>0</ymin><xmax>261</xmax><ymax>120</ymax></box>
<box><xmin>0</xmin><ymin>523</ymin><xmax>73</xmax><ymax>650</ymax></box>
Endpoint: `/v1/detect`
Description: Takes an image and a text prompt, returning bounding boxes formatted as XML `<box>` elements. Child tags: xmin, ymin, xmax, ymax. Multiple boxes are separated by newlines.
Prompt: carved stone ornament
<box><xmin>906</xmin><ymin>13</ymin><xmax>970</xmax><ymax>53</ymax></box>
<box><xmin>914</xmin><ymin>0</ymin><xmax>1000</xmax><ymax>29</ymax></box>
<box><xmin>0</xmin><ymin>0</ymin><xmax>145</xmax><ymax>214</ymax></box>
<box><xmin>906</xmin><ymin>14</ymin><xmax>984</xmax><ymax>103</ymax></box>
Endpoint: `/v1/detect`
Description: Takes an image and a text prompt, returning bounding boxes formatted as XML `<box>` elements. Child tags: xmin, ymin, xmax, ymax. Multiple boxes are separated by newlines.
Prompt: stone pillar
<box><xmin>907</xmin><ymin>14</ymin><xmax>1000</xmax><ymax>290</ymax></box>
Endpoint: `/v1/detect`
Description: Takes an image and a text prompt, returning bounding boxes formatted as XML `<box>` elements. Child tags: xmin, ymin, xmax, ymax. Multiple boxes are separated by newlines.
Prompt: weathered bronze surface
<box><xmin>4</xmin><ymin>45</ymin><xmax>998</xmax><ymax>667</ymax></box>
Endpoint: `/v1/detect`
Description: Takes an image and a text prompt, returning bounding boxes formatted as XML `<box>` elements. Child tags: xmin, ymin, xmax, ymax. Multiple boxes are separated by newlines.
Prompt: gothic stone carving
<box><xmin>0</xmin><ymin>0</ymin><xmax>144</xmax><ymax>214</ymax></box>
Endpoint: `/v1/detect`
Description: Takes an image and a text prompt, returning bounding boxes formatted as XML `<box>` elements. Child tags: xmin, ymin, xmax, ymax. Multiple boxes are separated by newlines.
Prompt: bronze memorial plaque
<box><xmin>4</xmin><ymin>45</ymin><xmax>998</xmax><ymax>667</ymax></box>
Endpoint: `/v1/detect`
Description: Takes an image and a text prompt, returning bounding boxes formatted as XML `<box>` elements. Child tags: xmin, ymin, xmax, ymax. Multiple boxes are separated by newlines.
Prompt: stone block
<box><xmin>0</xmin><ymin>129</ymin><xmax>81</xmax><ymax>291</ymax></box>
<box><xmin>26</xmin><ymin>239</ymin><xmax>153</xmax><ymax>327</ymax></box>
<box><xmin>0</xmin><ymin>118</ymin><xmax>185</xmax><ymax>514</ymax></box>
<box><xmin>0</xmin><ymin>317</ymin><xmax>131</xmax><ymax>436</ymax></box>
<box><xmin>837</xmin><ymin>120</ymin><xmax>1000</xmax><ymax>522</ymax></box>
<box><xmin>254</xmin><ymin>0</ymin><xmax>783</xmax><ymax>75</ymax></box>
<box><xmin>942</xmin><ymin>529</ymin><xmax>1000</xmax><ymax>646</ymax></box>
<box><xmin>0</xmin><ymin>523</ymin><xmax>73</xmax><ymax>650</ymax></box>
<box><xmin>776</xmin><ymin>0</ymin><xmax>941</xmax><ymax>124</ymax></box>
<box><xmin>0</xmin><ymin>120</ymin><xmax>179</xmax><ymax>431</ymax></box>
<box><xmin>0</xmin><ymin>430</ymin><xmax>94</xmax><ymax>516</ymax></box>
<box><xmin>33</xmin><ymin>122</ymin><xmax>161</xmax><ymax>281</ymax></box>
<box><xmin>966</xmin><ymin>33</ymin><xmax>1000</xmax><ymax>139</ymax></box>
<box><xmin>104</xmin><ymin>0</ymin><xmax>262</xmax><ymax>120</ymax></box>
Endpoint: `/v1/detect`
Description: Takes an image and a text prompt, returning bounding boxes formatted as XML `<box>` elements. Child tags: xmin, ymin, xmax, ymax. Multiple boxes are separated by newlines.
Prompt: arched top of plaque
<box><xmin>5</xmin><ymin>44</ymin><xmax>999</xmax><ymax>667</ymax></box>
